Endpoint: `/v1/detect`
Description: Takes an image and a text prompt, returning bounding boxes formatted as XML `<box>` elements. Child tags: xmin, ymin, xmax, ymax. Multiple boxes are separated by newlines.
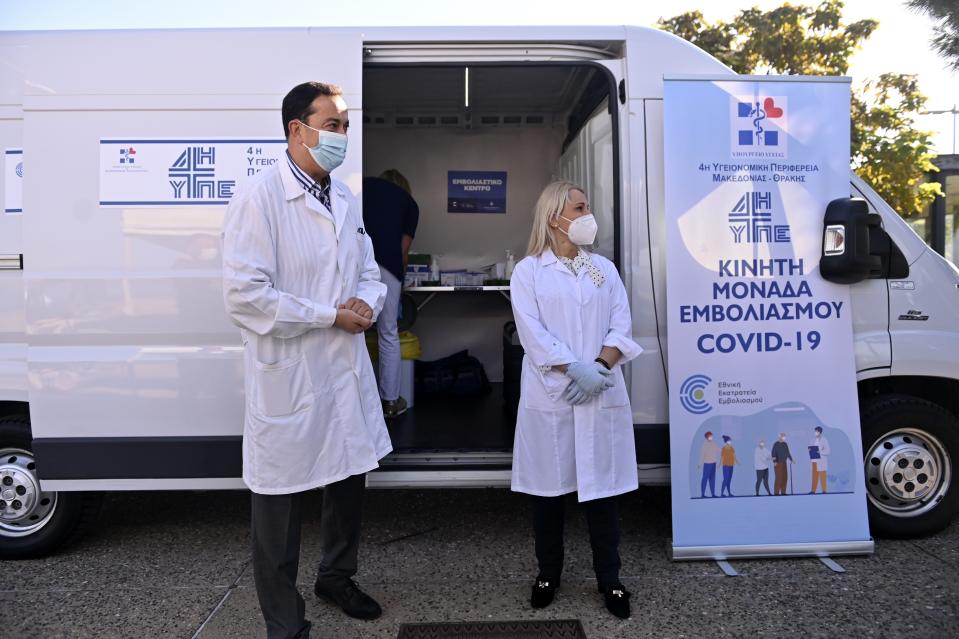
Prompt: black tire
<box><xmin>0</xmin><ymin>416</ymin><xmax>102</xmax><ymax>559</ymax></box>
<box><xmin>860</xmin><ymin>394</ymin><xmax>959</xmax><ymax>539</ymax></box>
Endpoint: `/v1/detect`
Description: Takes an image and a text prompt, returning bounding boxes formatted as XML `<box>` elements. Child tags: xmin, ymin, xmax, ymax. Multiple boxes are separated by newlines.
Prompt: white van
<box><xmin>1</xmin><ymin>26</ymin><xmax>957</xmax><ymax>558</ymax></box>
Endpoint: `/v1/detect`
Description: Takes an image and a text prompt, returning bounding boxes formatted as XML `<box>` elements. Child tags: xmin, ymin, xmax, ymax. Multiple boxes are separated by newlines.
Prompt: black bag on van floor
<box><xmin>415</xmin><ymin>350</ymin><xmax>492</xmax><ymax>398</ymax></box>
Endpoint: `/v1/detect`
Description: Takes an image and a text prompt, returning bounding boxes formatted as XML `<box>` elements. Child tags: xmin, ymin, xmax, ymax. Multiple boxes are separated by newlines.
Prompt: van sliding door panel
<box><xmin>0</xmin><ymin>44</ymin><xmax>26</xmax><ymax>403</ymax></box>
<box><xmin>19</xmin><ymin>30</ymin><xmax>364</xmax><ymax>483</ymax></box>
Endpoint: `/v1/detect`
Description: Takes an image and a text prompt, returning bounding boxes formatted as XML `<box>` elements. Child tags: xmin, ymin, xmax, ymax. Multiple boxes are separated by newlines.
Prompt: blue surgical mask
<box><xmin>298</xmin><ymin>121</ymin><xmax>348</xmax><ymax>173</ymax></box>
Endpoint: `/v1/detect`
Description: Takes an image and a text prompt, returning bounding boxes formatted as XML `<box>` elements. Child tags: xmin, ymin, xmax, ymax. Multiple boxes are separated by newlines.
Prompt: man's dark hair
<box><xmin>282</xmin><ymin>82</ymin><xmax>343</xmax><ymax>139</ymax></box>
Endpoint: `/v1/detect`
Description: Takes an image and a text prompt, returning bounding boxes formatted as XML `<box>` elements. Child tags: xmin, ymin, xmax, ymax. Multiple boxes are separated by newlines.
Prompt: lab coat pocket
<box><xmin>599</xmin><ymin>370</ymin><xmax>629</xmax><ymax>408</ymax></box>
<box><xmin>252</xmin><ymin>353</ymin><xmax>315</xmax><ymax>418</ymax></box>
<box><xmin>522</xmin><ymin>368</ymin><xmax>568</xmax><ymax>410</ymax></box>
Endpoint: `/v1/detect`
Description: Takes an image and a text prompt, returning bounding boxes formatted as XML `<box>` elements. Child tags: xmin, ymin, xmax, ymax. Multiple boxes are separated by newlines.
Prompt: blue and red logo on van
<box><xmin>731</xmin><ymin>96</ymin><xmax>787</xmax><ymax>158</ymax></box>
<box><xmin>118</xmin><ymin>147</ymin><xmax>137</xmax><ymax>164</ymax></box>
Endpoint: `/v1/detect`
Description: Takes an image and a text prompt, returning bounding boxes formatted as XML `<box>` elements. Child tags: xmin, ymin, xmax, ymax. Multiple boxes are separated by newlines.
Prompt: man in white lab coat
<box><xmin>809</xmin><ymin>426</ymin><xmax>831</xmax><ymax>494</ymax></box>
<box><xmin>223</xmin><ymin>82</ymin><xmax>391</xmax><ymax>639</ymax></box>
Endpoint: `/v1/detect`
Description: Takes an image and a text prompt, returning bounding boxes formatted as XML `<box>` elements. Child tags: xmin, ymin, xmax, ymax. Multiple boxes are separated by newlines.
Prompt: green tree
<box><xmin>852</xmin><ymin>74</ymin><xmax>942</xmax><ymax>215</ymax></box>
<box><xmin>659</xmin><ymin>0</ymin><xmax>942</xmax><ymax>218</ymax></box>
<box><xmin>907</xmin><ymin>0</ymin><xmax>959</xmax><ymax>71</ymax></box>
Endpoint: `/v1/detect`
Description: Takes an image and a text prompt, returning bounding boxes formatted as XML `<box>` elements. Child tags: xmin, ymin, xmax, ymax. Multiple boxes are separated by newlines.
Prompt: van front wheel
<box><xmin>0</xmin><ymin>417</ymin><xmax>102</xmax><ymax>558</ymax></box>
<box><xmin>861</xmin><ymin>395</ymin><xmax>959</xmax><ymax>538</ymax></box>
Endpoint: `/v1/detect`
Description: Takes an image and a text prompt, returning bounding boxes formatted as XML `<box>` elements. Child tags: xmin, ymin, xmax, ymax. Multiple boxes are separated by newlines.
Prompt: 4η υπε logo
<box><xmin>680</xmin><ymin>374</ymin><xmax>713</xmax><ymax>414</ymax></box>
<box><xmin>728</xmin><ymin>191</ymin><xmax>791</xmax><ymax>244</ymax></box>
<box><xmin>168</xmin><ymin>146</ymin><xmax>235</xmax><ymax>200</ymax></box>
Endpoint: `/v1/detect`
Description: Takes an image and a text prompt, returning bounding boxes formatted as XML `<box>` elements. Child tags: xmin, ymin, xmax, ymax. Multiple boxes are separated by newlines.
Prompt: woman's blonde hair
<box><xmin>379</xmin><ymin>169</ymin><xmax>411</xmax><ymax>195</ymax></box>
<box><xmin>526</xmin><ymin>180</ymin><xmax>586</xmax><ymax>256</ymax></box>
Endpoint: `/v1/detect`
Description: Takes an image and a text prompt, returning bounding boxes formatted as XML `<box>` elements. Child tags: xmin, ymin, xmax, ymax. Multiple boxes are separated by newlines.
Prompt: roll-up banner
<box><xmin>663</xmin><ymin>75</ymin><xmax>873</xmax><ymax>560</ymax></box>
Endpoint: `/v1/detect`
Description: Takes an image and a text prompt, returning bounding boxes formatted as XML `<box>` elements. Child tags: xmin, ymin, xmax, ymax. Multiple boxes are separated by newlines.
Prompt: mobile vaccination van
<box><xmin>1</xmin><ymin>26</ymin><xmax>957</xmax><ymax>558</ymax></box>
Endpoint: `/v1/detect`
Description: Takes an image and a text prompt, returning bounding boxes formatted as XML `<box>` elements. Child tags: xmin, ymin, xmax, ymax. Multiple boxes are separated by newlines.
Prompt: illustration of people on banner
<box><xmin>686</xmin><ymin>403</ymin><xmax>855</xmax><ymax>499</ymax></box>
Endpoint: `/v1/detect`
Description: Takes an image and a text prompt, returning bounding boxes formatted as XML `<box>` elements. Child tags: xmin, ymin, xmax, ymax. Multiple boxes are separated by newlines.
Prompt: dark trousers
<box><xmin>700</xmin><ymin>463</ymin><xmax>717</xmax><ymax>497</ymax></box>
<box><xmin>532</xmin><ymin>494</ymin><xmax>622</xmax><ymax>589</ymax></box>
<box><xmin>755</xmin><ymin>469</ymin><xmax>771</xmax><ymax>495</ymax></box>
<box><xmin>774</xmin><ymin>461</ymin><xmax>788</xmax><ymax>495</ymax></box>
<box><xmin>721</xmin><ymin>465</ymin><xmax>734</xmax><ymax>496</ymax></box>
<box><xmin>251</xmin><ymin>473</ymin><xmax>366</xmax><ymax>639</ymax></box>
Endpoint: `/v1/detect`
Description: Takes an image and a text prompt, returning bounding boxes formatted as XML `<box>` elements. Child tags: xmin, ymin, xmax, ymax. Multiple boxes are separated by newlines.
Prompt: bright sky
<box><xmin>1</xmin><ymin>0</ymin><xmax>956</xmax><ymax>153</ymax></box>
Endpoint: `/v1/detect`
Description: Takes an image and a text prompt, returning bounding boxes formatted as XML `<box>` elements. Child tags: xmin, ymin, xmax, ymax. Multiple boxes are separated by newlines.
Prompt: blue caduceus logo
<box><xmin>752</xmin><ymin>102</ymin><xmax>766</xmax><ymax>144</ymax></box>
<box><xmin>680</xmin><ymin>374</ymin><xmax>712</xmax><ymax>414</ymax></box>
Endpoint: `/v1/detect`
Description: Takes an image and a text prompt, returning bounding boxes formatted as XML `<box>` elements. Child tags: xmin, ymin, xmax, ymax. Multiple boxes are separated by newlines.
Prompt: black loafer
<box><xmin>314</xmin><ymin>578</ymin><xmax>383</xmax><ymax>620</ymax></box>
<box><xmin>530</xmin><ymin>577</ymin><xmax>559</xmax><ymax>609</ymax></box>
<box><xmin>600</xmin><ymin>583</ymin><xmax>631</xmax><ymax>619</ymax></box>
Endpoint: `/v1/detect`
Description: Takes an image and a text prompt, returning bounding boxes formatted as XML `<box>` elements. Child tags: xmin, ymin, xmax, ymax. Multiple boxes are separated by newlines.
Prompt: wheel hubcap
<box><xmin>0</xmin><ymin>447</ymin><xmax>58</xmax><ymax>537</ymax></box>
<box><xmin>865</xmin><ymin>428</ymin><xmax>952</xmax><ymax>518</ymax></box>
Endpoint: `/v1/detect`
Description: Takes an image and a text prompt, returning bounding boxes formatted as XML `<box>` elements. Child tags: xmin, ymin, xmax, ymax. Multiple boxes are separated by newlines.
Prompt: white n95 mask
<box><xmin>298</xmin><ymin>121</ymin><xmax>348</xmax><ymax>173</ymax></box>
<box><xmin>560</xmin><ymin>214</ymin><xmax>598</xmax><ymax>246</ymax></box>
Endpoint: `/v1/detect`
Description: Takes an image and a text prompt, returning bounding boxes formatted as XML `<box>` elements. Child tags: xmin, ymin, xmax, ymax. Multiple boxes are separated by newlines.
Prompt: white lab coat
<box><xmin>810</xmin><ymin>435</ymin><xmax>831</xmax><ymax>470</ymax></box>
<box><xmin>509</xmin><ymin>249</ymin><xmax>642</xmax><ymax>502</ymax></box>
<box><xmin>222</xmin><ymin>160</ymin><xmax>391</xmax><ymax>495</ymax></box>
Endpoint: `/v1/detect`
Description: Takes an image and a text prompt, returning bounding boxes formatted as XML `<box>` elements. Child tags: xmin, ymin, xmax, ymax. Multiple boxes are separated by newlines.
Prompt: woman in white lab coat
<box><xmin>510</xmin><ymin>181</ymin><xmax>642</xmax><ymax>619</ymax></box>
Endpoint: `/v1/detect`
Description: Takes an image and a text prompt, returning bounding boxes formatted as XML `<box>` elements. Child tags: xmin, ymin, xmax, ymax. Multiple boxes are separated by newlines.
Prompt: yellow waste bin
<box><xmin>366</xmin><ymin>331</ymin><xmax>421</xmax><ymax>361</ymax></box>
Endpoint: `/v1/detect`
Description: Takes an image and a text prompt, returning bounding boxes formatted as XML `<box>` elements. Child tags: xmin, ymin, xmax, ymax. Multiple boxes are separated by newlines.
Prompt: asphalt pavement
<box><xmin>2</xmin><ymin>486</ymin><xmax>957</xmax><ymax>638</ymax></box>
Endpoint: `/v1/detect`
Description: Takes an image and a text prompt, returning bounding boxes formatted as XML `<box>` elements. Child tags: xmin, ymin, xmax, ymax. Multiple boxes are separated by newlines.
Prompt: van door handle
<box><xmin>0</xmin><ymin>254</ymin><xmax>23</xmax><ymax>270</ymax></box>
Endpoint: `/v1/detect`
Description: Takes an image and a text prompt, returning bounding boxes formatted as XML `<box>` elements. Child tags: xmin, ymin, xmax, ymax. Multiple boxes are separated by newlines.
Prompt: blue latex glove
<box><xmin>565</xmin><ymin>360</ymin><xmax>613</xmax><ymax>395</ymax></box>
<box><xmin>563</xmin><ymin>379</ymin><xmax>590</xmax><ymax>405</ymax></box>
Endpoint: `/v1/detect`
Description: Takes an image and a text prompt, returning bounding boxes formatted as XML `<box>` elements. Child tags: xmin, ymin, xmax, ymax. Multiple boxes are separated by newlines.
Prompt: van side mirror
<box><xmin>819</xmin><ymin>197</ymin><xmax>907</xmax><ymax>284</ymax></box>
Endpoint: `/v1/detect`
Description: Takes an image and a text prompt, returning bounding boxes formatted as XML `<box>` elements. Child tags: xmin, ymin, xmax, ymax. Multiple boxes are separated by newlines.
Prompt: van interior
<box><xmin>362</xmin><ymin>63</ymin><xmax>618</xmax><ymax>453</ymax></box>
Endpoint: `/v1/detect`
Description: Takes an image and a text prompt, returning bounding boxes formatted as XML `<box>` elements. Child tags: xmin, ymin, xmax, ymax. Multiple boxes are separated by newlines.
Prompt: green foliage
<box><xmin>907</xmin><ymin>0</ymin><xmax>959</xmax><ymax>71</ymax></box>
<box><xmin>659</xmin><ymin>0</ymin><xmax>942</xmax><ymax>218</ymax></box>
<box><xmin>852</xmin><ymin>74</ymin><xmax>942</xmax><ymax>217</ymax></box>
<box><xmin>659</xmin><ymin>1</ymin><xmax>876</xmax><ymax>74</ymax></box>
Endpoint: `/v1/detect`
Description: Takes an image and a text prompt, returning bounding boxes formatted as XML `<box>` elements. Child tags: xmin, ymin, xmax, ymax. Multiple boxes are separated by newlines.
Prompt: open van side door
<box><xmin>555</xmin><ymin>54</ymin><xmax>674</xmax><ymax>468</ymax></box>
<box><xmin>623</xmin><ymin>26</ymin><xmax>733</xmax><ymax>462</ymax></box>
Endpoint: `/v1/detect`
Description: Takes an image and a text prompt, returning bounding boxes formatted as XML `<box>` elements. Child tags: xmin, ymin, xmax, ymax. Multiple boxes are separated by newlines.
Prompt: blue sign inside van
<box><xmin>447</xmin><ymin>170</ymin><xmax>507</xmax><ymax>213</ymax></box>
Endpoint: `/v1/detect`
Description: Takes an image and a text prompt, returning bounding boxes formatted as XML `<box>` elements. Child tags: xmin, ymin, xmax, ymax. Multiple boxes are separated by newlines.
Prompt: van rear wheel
<box><xmin>0</xmin><ymin>416</ymin><xmax>102</xmax><ymax>558</ymax></box>
<box><xmin>861</xmin><ymin>395</ymin><xmax>959</xmax><ymax>538</ymax></box>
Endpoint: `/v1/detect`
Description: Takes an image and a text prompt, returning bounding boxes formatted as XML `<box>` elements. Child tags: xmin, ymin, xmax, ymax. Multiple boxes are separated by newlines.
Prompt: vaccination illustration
<box><xmin>688</xmin><ymin>402</ymin><xmax>856</xmax><ymax>499</ymax></box>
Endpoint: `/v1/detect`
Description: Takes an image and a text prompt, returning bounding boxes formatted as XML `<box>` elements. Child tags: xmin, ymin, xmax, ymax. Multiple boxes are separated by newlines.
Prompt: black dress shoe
<box><xmin>530</xmin><ymin>577</ymin><xmax>559</xmax><ymax>609</ymax></box>
<box><xmin>600</xmin><ymin>583</ymin><xmax>631</xmax><ymax>619</ymax></box>
<box><xmin>314</xmin><ymin>578</ymin><xmax>383</xmax><ymax>620</ymax></box>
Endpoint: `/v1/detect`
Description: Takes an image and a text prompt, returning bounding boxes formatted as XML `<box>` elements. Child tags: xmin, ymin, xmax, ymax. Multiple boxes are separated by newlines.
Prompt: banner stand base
<box><xmin>669</xmin><ymin>539</ymin><xmax>874</xmax><ymax>561</ymax></box>
<box><xmin>818</xmin><ymin>556</ymin><xmax>847</xmax><ymax>573</ymax></box>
